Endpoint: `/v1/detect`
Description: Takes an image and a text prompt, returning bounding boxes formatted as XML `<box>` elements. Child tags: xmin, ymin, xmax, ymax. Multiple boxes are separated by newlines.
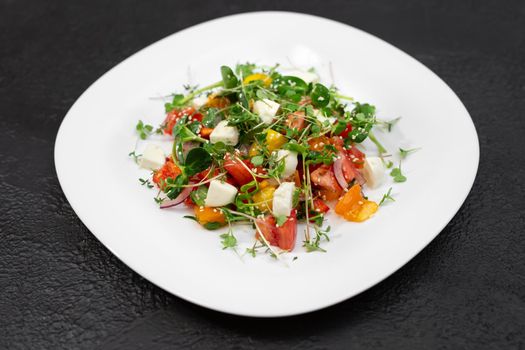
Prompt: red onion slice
<box><xmin>333</xmin><ymin>156</ymin><xmax>349</xmax><ymax>190</ymax></box>
<box><xmin>354</xmin><ymin>167</ymin><xmax>367</xmax><ymax>186</ymax></box>
<box><xmin>159</xmin><ymin>186</ymin><xmax>193</xmax><ymax>209</ymax></box>
<box><xmin>333</xmin><ymin>153</ymin><xmax>367</xmax><ymax>189</ymax></box>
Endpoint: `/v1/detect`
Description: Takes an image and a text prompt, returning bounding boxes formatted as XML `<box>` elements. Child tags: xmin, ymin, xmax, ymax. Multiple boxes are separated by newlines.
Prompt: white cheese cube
<box><xmin>204</xmin><ymin>180</ymin><xmax>238</xmax><ymax>207</ymax></box>
<box><xmin>362</xmin><ymin>157</ymin><xmax>386</xmax><ymax>189</ymax></box>
<box><xmin>138</xmin><ymin>144</ymin><xmax>165</xmax><ymax>170</ymax></box>
<box><xmin>287</xmin><ymin>70</ymin><xmax>320</xmax><ymax>84</ymax></box>
<box><xmin>314</xmin><ymin>109</ymin><xmax>336</xmax><ymax>126</ymax></box>
<box><xmin>192</xmin><ymin>95</ymin><xmax>208</xmax><ymax>109</ymax></box>
<box><xmin>272</xmin><ymin>182</ymin><xmax>295</xmax><ymax>217</ymax></box>
<box><xmin>253</xmin><ymin>99</ymin><xmax>280</xmax><ymax>124</ymax></box>
<box><xmin>209</xmin><ymin>120</ymin><xmax>239</xmax><ymax>145</ymax></box>
<box><xmin>276</xmin><ymin>150</ymin><xmax>298</xmax><ymax>178</ymax></box>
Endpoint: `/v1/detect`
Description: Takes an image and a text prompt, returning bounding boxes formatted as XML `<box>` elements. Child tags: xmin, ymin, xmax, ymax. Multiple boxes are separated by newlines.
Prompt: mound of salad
<box><xmin>131</xmin><ymin>63</ymin><xmax>411</xmax><ymax>258</ymax></box>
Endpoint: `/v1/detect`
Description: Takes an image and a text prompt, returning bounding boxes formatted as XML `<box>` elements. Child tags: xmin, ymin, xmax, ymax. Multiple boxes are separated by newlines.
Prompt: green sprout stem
<box><xmin>368</xmin><ymin>131</ymin><xmax>387</xmax><ymax>154</ymax></box>
<box><xmin>180</xmin><ymin>80</ymin><xmax>224</xmax><ymax>105</ymax></box>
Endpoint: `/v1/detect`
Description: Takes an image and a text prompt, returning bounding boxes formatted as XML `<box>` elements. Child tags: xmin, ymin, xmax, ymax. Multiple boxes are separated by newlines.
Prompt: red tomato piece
<box><xmin>275</xmin><ymin>210</ymin><xmax>297</xmax><ymax>251</ymax></box>
<box><xmin>152</xmin><ymin>158</ymin><xmax>182</xmax><ymax>189</ymax></box>
<box><xmin>313</xmin><ymin>198</ymin><xmax>330</xmax><ymax>214</ymax></box>
<box><xmin>310</xmin><ymin>165</ymin><xmax>343</xmax><ymax>201</ymax></box>
<box><xmin>191</xmin><ymin>113</ymin><xmax>203</xmax><ymax>122</ymax></box>
<box><xmin>224</xmin><ymin>154</ymin><xmax>253</xmax><ymax>186</ymax></box>
<box><xmin>310</xmin><ymin>165</ymin><xmax>342</xmax><ymax>192</ymax></box>
<box><xmin>286</xmin><ymin>111</ymin><xmax>306</xmax><ymax>131</ymax></box>
<box><xmin>339</xmin><ymin>123</ymin><xmax>353</xmax><ymax>138</ymax></box>
<box><xmin>346</xmin><ymin>145</ymin><xmax>366</xmax><ymax>169</ymax></box>
<box><xmin>163</xmin><ymin>107</ymin><xmax>195</xmax><ymax>135</ymax></box>
<box><xmin>255</xmin><ymin>215</ymin><xmax>278</xmax><ymax>246</ymax></box>
<box><xmin>338</xmin><ymin>152</ymin><xmax>357</xmax><ymax>183</ymax></box>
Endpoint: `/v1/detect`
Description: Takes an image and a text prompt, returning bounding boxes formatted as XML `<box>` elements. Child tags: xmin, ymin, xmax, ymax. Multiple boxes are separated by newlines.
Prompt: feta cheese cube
<box><xmin>138</xmin><ymin>144</ymin><xmax>165</xmax><ymax>170</ymax></box>
<box><xmin>192</xmin><ymin>95</ymin><xmax>208</xmax><ymax>109</ymax></box>
<box><xmin>253</xmin><ymin>99</ymin><xmax>280</xmax><ymax>124</ymax></box>
<box><xmin>276</xmin><ymin>150</ymin><xmax>298</xmax><ymax>178</ymax></box>
<box><xmin>287</xmin><ymin>70</ymin><xmax>320</xmax><ymax>84</ymax></box>
<box><xmin>204</xmin><ymin>180</ymin><xmax>238</xmax><ymax>207</ymax></box>
<box><xmin>362</xmin><ymin>157</ymin><xmax>386</xmax><ymax>189</ymax></box>
<box><xmin>209</xmin><ymin>120</ymin><xmax>239</xmax><ymax>145</ymax></box>
<box><xmin>272</xmin><ymin>182</ymin><xmax>295</xmax><ymax>217</ymax></box>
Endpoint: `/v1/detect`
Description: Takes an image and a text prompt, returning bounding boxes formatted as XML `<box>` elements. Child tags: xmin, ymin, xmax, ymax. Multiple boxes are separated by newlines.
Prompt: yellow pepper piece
<box><xmin>266</xmin><ymin>129</ymin><xmax>286</xmax><ymax>152</ymax></box>
<box><xmin>252</xmin><ymin>182</ymin><xmax>276</xmax><ymax>212</ymax></box>
<box><xmin>249</xmin><ymin>143</ymin><xmax>262</xmax><ymax>157</ymax></box>
<box><xmin>243</xmin><ymin>73</ymin><xmax>272</xmax><ymax>87</ymax></box>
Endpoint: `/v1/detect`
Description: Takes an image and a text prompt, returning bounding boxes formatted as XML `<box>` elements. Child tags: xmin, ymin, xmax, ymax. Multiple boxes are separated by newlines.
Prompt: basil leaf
<box><xmin>311</xmin><ymin>83</ymin><xmax>330</xmax><ymax>108</ymax></box>
<box><xmin>272</xmin><ymin>76</ymin><xmax>308</xmax><ymax>102</ymax></box>
<box><xmin>221</xmin><ymin>66</ymin><xmax>239</xmax><ymax>89</ymax></box>
<box><xmin>184</xmin><ymin>147</ymin><xmax>212</xmax><ymax>176</ymax></box>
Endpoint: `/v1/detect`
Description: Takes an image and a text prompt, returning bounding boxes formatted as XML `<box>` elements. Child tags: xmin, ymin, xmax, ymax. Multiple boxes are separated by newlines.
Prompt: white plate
<box><xmin>54</xmin><ymin>12</ymin><xmax>479</xmax><ymax>317</ymax></box>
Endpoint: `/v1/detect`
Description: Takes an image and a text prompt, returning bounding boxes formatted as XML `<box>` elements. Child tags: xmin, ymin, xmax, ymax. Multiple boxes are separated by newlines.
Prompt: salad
<box><xmin>131</xmin><ymin>63</ymin><xmax>409</xmax><ymax>257</ymax></box>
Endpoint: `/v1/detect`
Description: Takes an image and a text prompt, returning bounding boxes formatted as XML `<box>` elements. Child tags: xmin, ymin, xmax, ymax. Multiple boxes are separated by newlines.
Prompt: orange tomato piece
<box><xmin>308</xmin><ymin>136</ymin><xmax>331</xmax><ymax>151</ymax></box>
<box><xmin>194</xmin><ymin>206</ymin><xmax>227</xmax><ymax>229</ymax></box>
<box><xmin>199</xmin><ymin>127</ymin><xmax>214</xmax><ymax>139</ymax></box>
<box><xmin>335</xmin><ymin>184</ymin><xmax>378</xmax><ymax>222</ymax></box>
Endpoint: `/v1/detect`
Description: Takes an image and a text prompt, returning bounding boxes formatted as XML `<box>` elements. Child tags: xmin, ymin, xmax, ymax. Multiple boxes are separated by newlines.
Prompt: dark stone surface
<box><xmin>1</xmin><ymin>0</ymin><xmax>524</xmax><ymax>349</ymax></box>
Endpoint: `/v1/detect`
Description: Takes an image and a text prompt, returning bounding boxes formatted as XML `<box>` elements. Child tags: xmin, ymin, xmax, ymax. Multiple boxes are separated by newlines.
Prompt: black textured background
<box><xmin>1</xmin><ymin>1</ymin><xmax>524</xmax><ymax>349</ymax></box>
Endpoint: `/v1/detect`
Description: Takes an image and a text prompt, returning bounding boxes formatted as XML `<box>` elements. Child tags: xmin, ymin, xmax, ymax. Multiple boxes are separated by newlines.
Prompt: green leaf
<box><xmin>283</xmin><ymin>141</ymin><xmax>308</xmax><ymax>154</ymax></box>
<box><xmin>275</xmin><ymin>215</ymin><xmax>287</xmax><ymax>227</ymax></box>
<box><xmin>135</xmin><ymin>120</ymin><xmax>154</xmax><ymax>140</ymax></box>
<box><xmin>390</xmin><ymin>167</ymin><xmax>407</xmax><ymax>183</ymax></box>
<box><xmin>190</xmin><ymin>186</ymin><xmax>208</xmax><ymax>206</ymax></box>
<box><xmin>165</xmin><ymin>94</ymin><xmax>185</xmax><ymax>112</ymax></box>
<box><xmin>310</xmin><ymin>83</ymin><xmax>330</xmax><ymax>108</ymax></box>
<box><xmin>220</xmin><ymin>233</ymin><xmax>237</xmax><ymax>249</ymax></box>
<box><xmin>304</xmin><ymin>241</ymin><xmax>327</xmax><ymax>253</ymax></box>
<box><xmin>245</xmin><ymin>247</ymin><xmax>257</xmax><ymax>257</ymax></box>
<box><xmin>332</xmin><ymin>120</ymin><xmax>347</xmax><ymax>135</ymax></box>
<box><xmin>399</xmin><ymin>147</ymin><xmax>420</xmax><ymax>159</ymax></box>
<box><xmin>251</xmin><ymin>155</ymin><xmax>264</xmax><ymax>166</ymax></box>
<box><xmin>272</xmin><ymin>76</ymin><xmax>307</xmax><ymax>102</ymax></box>
<box><xmin>379</xmin><ymin>187</ymin><xmax>395</xmax><ymax>206</ymax></box>
<box><xmin>221</xmin><ymin>65</ymin><xmax>239</xmax><ymax>89</ymax></box>
<box><xmin>164</xmin><ymin>174</ymin><xmax>188</xmax><ymax>199</ymax></box>
<box><xmin>204</xmin><ymin>222</ymin><xmax>223</xmax><ymax>230</ymax></box>
<box><xmin>235</xmin><ymin>62</ymin><xmax>256</xmax><ymax>77</ymax></box>
<box><xmin>139</xmin><ymin>178</ymin><xmax>153</xmax><ymax>189</ymax></box>
<box><xmin>202</xmin><ymin>108</ymin><xmax>219</xmax><ymax>128</ymax></box>
<box><xmin>184</xmin><ymin>148</ymin><xmax>212</xmax><ymax>176</ymax></box>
